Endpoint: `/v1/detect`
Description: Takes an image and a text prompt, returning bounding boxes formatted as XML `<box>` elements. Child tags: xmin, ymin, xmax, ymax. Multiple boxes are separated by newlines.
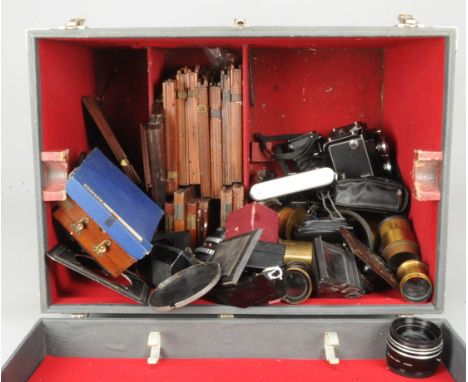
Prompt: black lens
<box><xmin>386</xmin><ymin>317</ymin><xmax>443</xmax><ymax>378</ymax></box>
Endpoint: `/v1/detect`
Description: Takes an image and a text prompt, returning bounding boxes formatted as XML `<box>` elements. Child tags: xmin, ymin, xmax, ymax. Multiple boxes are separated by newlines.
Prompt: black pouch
<box><xmin>333</xmin><ymin>177</ymin><xmax>409</xmax><ymax>214</ymax></box>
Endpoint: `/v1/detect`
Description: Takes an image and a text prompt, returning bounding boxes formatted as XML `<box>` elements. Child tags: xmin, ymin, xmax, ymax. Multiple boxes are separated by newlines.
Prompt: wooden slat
<box><xmin>173</xmin><ymin>186</ymin><xmax>196</xmax><ymax>232</ymax></box>
<box><xmin>146</xmin><ymin>111</ymin><xmax>166</xmax><ymax>207</ymax></box>
<box><xmin>176</xmin><ymin>72</ymin><xmax>189</xmax><ymax>185</ymax></box>
<box><xmin>187</xmin><ymin>70</ymin><xmax>201</xmax><ymax>184</ymax></box>
<box><xmin>162</xmin><ymin>80</ymin><xmax>179</xmax><ymax>193</ymax></box>
<box><xmin>186</xmin><ymin>199</ymin><xmax>200</xmax><ymax>247</ymax></box>
<box><xmin>230</xmin><ymin>67</ymin><xmax>243</xmax><ymax>182</ymax></box>
<box><xmin>82</xmin><ymin>96</ymin><xmax>141</xmax><ymax>185</ymax></box>
<box><xmin>140</xmin><ymin>123</ymin><xmax>152</xmax><ymax>196</ymax></box>
<box><xmin>220</xmin><ymin>186</ymin><xmax>233</xmax><ymax>228</ymax></box>
<box><xmin>164</xmin><ymin>201</ymin><xmax>174</xmax><ymax>233</ymax></box>
<box><xmin>232</xmin><ymin>183</ymin><xmax>245</xmax><ymax>211</ymax></box>
<box><xmin>221</xmin><ymin>71</ymin><xmax>232</xmax><ymax>185</ymax></box>
<box><xmin>210</xmin><ymin>85</ymin><xmax>223</xmax><ymax>198</ymax></box>
<box><xmin>197</xmin><ymin>80</ymin><xmax>211</xmax><ymax>197</ymax></box>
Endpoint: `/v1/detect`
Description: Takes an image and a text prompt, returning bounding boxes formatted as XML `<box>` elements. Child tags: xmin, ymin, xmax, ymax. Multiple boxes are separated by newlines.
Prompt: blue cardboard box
<box><xmin>66</xmin><ymin>148</ymin><xmax>163</xmax><ymax>260</ymax></box>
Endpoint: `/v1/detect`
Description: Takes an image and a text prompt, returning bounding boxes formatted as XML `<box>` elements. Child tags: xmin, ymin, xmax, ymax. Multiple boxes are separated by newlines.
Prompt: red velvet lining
<box><xmin>38</xmin><ymin>37</ymin><xmax>446</xmax><ymax>307</ymax></box>
<box><xmin>30</xmin><ymin>357</ymin><xmax>454</xmax><ymax>382</ymax></box>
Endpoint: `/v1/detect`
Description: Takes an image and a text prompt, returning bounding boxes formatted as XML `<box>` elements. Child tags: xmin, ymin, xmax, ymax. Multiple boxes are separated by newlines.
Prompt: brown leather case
<box><xmin>53</xmin><ymin>198</ymin><xmax>136</xmax><ymax>277</ymax></box>
<box><xmin>197</xmin><ymin>80</ymin><xmax>211</xmax><ymax>197</ymax></box>
<box><xmin>209</xmin><ymin>85</ymin><xmax>223</xmax><ymax>198</ymax></box>
<box><xmin>162</xmin><ymin>80</ymin><xmax>179</xmax><ymax>193</ymax></box>
<box><xmin>173</xmin><ymin>186</ymin><xmax>196</xmax><ymax>232</ymax></box>
<box><xmin>220</xmin><ymin>186</ymin><xmax>233</xmax><ymax>228</ymax></box>
<box><xmin>176</xmin><ymin>71</ymin><xmax>189</xmax><ymax>186</ymax></box>
<box><xmin>230</xmin><ymin>67</ymin><xmax>243</xmax><ymax>183</ymax></box>
<box><xmin>186</xmin><ymin>199</ymin><xmax>200</xmax><ymax>247</ymax></box>
<box><xmin>82</xmin><ymin>96</ymin><xmax>141</xmax><ymax>185</ymax></box>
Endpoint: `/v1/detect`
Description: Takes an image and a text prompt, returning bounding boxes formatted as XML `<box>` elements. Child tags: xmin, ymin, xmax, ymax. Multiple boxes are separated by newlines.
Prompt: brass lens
<box><xmin>282</xmin><ymin>262</ymin><xmax>313</xmax><ymax>304</ymax></box>
<box><xmin>378</xmin><ymin>216</ymin><xmax>420</xmax><ymax>269</ymax></box>
<box><xmin>267</xmin><ymin>205</ymin><xmax>307</xmax><ymax>240</ymax></box>
<box><xmin>397</xmin><ymin>260</ymin><xmax>432</xmax><ymax>302</ymax></box>
<box><xmin>282</xmin><ymin>240</ymin><xmax>314</xmax><ymax>267</ymax></box>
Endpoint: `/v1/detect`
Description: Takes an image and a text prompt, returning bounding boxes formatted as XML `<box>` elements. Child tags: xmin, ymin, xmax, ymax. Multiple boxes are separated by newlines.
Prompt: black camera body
<box><xmin>323</xmin><ymin>122</ymin><xmax>392</xmax><ymax>179</ymax></box>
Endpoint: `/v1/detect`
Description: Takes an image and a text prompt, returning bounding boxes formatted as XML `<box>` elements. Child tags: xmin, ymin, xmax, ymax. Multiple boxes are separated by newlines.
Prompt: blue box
<box><xmin>66</xmin><ymin>148</ymin><xmax>163</xmax><ymax>260</ymax></box>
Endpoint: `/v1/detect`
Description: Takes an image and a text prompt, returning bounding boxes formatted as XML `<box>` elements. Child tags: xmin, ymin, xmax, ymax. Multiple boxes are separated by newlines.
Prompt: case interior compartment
<box><xmin>36</xmin><ymin>36</ymin><xmax>445</xmax><ymax>309</ymax></box>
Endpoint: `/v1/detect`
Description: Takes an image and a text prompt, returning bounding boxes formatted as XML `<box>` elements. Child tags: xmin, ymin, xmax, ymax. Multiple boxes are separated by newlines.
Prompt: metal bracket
<box><xmin>147</xmin><ymin>332</ymin><xmax>161</xmax><ymax>364</ymax></box>
<box><xmin>396</xmin><ymin>14</ymin><xmax>423</xmax><ymax>28</ymax></box>
<box><xmin>65</xmin><ymin>18</ymin><xmax>87</xmax><ymax>30</ymax></box>
<box><xmin>234</xmin><ymin>18</ymin><xmax>246</xmax><ymax>28</ymax></box>
<box><xmin>412</xmin><ymin>150</ymin><xmax>442</xmax><ymax>201</ymax></box>
<box><xmin>324</xmin><ymin>332</ymin><xmax>340</xmax><ymax>364</ymax></box>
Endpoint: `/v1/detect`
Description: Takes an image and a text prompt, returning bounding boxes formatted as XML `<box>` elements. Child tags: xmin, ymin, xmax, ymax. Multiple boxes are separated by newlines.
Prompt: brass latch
<box><xmin>70</xmin><ymin>217</ymin><xmax>89</xmax><ymax>235</ymax></box>
<box><xmin>93</xmin><ymin>240</ymin><xmax>111</xmax><ymax>256</ymax></box>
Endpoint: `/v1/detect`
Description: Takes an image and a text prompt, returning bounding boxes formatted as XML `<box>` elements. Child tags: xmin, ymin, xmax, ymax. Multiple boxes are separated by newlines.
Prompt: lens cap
<box><xmin>148</xmin><ymin>262</ymin><xmax>221</xmax><ymax>311</ymax></box>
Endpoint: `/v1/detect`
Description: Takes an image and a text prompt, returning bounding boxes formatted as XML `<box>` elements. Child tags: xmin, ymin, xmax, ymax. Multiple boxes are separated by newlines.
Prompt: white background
<box><xmin>1</xmin><ymin>0</ymin><xmax>465</xmax><ymax>365</ymax></box>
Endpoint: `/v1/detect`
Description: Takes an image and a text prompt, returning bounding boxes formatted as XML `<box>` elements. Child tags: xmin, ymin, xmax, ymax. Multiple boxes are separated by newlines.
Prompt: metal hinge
<box><xmin>65</xmin><ymin>18</ymin><xmax>87</xmax><ymax>30</ymax></box>
<box><xmin>396</xmin><ymin>14</ymin><xmax>424</xmax><ymax>28</ymax></box>
<box><xmin>69</xmin><ymin>313</ymin><xmax>89</xmax><ymax>319</ymax></box>
<box><xmin>233</xmin><ymin>18</ymin><xmax>246</xmax><ymax>29</ymax></box>
<box><xmin>219</xmin><ymin>314</ymin><xmax>235</xmax><ymax>319</ymax></box>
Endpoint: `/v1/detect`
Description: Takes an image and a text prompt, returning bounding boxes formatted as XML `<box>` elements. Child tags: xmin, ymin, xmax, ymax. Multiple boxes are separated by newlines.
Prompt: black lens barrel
<box><xmin>386</xmin><ymin>317</ymin><xmax>443</xmax><ymax>378</ymax></box>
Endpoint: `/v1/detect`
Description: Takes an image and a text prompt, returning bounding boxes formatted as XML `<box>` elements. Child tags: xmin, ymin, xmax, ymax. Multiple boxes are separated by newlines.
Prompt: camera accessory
<box><xmin>225</xmin><ymin>202</ymin><xmax>279</xmax><ymax>243</ymax></box>
<box><xmin>339</xmin><ymin>209</ymin><xmax>379</xmax><ymax>251</ymax></box>
<box><xmin>47</xmin><ymin>244</ymin><xmax>149</xmax><ymax>304</ymax></box>
<box><xmin>210</xmin><ymin>230</ymin><xmax>263</xmax><ymax>286</ymax></box>
<box><xmin>150</xmin><ymin>243</ymin><xmax>195</xmax><ymax>286</ymax></box>
<box><xmin>148</xmin><ymin>262</ymin><xmax>221</xmax><ymax>311</ymax></box>
<box><xmin>386</xmin><ymin>317</ymin><xmax>443</xmax><ymax>378</ymax></box>
<box><xmin>207</xmin><ymin>266</ymin><xmax>286</xmax><ymax>308</ymax></box>
<box><xmin>254</xmin><ymin>131</ymin><xmax>325</xmax><ymax>174</ymax></box>
<box><xmin>333</xmin><ymin>177</ymin><xmax>409</xmax><ymax>215</ymax></box>
<box><xmin>397</xmin><ymin>260</ymin><xmax>433</xmax><ymax>302</ymax></box>
<box><xmin>267</xmin><ymin>205</ymin><xmax>307</xmax><ymax>240</ymax></box>
<box><xmin>339</xmin><ymin>227</ymin><xmax>399</xmax><ymax>290</ymax></box>
<box><xmin>313</xmin><ymin>237</ymin><xmax>364</xmax><ymax>298</ymax></box>
<box><xmin>283</xmin><ymin>240</ymin><xmax>314</xmax><ymax>267</ymax></box>
<box><xmin>249</xmin><ymin>167</ymin><xmax>336</xmax><ymax>201</ymax></box>
<box><xmin>246</xmin><ymin>241</ymin><xmax>285</xmax><ymax>271</ymax></box>
<box><xmin>282</xmin><ymin>262</ymin><xmax>313</xmax><ymax>304</ymax></box>
<box><xmin>378</xmin><ymin>216</ymin><xmax>420</xmax><ymax>269</ymax></box>
<box><xmin>323</xmin><ymin>122</ymin><xmax>392</xmax><ymax>179</ymax></box>
<box><xmin>194</xmin><ymin>227</ymin><xmax>225</xmax><ymax>262</ymax></box>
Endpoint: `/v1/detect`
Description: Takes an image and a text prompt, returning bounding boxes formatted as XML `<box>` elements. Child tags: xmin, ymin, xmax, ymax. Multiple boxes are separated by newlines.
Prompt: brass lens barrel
<box><xmin>378</xmin><ymin>216</ymin><xmax>420</xmax><ymax>269</ymax></box>
<box><xmin>265</xmin><ymin>204</ymin><xmax>306</xmax><ymax>240</ymax></box>
<box><xmin>282</xmin><ymin>240</ymin><xmax>314</xmax><ymax>267</ymax></box>
<box><xmin>397</xmin><ymin>260</ymin><xmax>432</xmax><ymax>302</ymax></box>
<box><xmin>282</xmin><ymin>261</ymin><xmax>313</xmax><ymax>304</ymax></box>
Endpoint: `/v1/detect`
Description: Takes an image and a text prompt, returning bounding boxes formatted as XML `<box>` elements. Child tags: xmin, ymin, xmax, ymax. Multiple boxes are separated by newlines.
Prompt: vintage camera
<box><xmin>323</xmin><ymin>122</ymin><xmax>392</xmax><ymax>179</ymax></box>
